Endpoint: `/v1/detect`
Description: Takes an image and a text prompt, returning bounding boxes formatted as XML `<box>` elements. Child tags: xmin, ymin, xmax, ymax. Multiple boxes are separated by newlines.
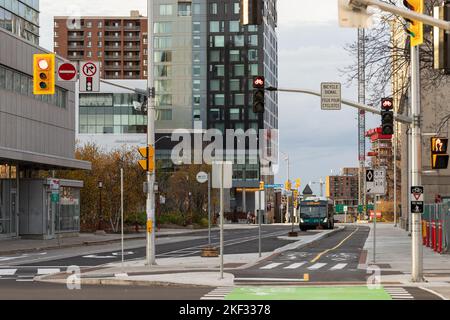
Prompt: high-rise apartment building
<box><xmin>326</xmin><ymin>168</ymin><xmax>359</xmax><ymax>215</ymax></box>
<box><xmin>54</xmin><ymin>11</ymin><xmax>148</xmax><ymax>79</ymax></box>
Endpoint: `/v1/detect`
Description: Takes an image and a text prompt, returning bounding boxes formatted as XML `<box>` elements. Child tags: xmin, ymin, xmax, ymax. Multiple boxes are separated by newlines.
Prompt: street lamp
<box><xmin>97</xmin><ymin>181</ymin><xmax>104</xmax><ymax>233</ymax></box>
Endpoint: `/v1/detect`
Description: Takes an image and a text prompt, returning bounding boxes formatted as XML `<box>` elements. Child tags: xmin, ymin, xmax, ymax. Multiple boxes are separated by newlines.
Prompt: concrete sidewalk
<box><xmin>36</xmin><ymin>227</ymin><xmax>342</xmax><ymax>288</ymax></box>
<box><xmin>360</xmin><ymin>222</ymin><xmax>450</xmax><ymax>299</ymax></box>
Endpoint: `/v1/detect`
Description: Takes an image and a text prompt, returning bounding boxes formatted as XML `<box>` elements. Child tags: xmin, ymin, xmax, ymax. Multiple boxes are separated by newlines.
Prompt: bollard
<box><xmin>426</xmin><ymin>221</ymin><xmax>431</xmax><ymax>247</ymax></box>
<box><xmin>422</xmin><ymin>221</ymin><xmax>427</xmax><ymax>246</ymax></box>
<box><xmin>432</xmin><ymin>220</ymin><xmax>436</xmax><ymax>251</ymax></box>
<box><xmin>438</xmin><ymin>221</ymin><xmax>443</xmax><ymax>254</ymax></box>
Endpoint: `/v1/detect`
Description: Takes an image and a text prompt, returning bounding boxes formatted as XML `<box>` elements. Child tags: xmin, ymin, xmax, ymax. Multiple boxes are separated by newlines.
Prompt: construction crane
<box><xmin>309</xmin><ymin>178</ymin><xmax>325</xmax><ymax>198</ymax></box>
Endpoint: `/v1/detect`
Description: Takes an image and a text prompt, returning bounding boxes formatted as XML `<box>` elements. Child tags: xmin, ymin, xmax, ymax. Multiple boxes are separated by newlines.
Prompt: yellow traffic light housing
<box><xmin>33</xmin><ymin>54</ymin><xmax>55</xmax><ymax>95</ymax></box>
<box><xmin>285</xmin><ymin>180</ymin><xmax>292</xmax><ymax>191</ymax></box>
<box><xmin>138</xmin><ymin>145</ymin><xmax>155</xmax><ymax>172</ymax></box>
<box><xmin>431</xmin><ymin>137</ymin><xmax>449</xmax><ymax>170</ymax></box>
<box><xmin>404</xmin><ymin>0</ymin><xmax>424</xmax><ymax>47</ymax></box>
<box><xmin>259</xmin><ymin>181</ymin><xmax>265</xmax><ymax>191</ymax></box>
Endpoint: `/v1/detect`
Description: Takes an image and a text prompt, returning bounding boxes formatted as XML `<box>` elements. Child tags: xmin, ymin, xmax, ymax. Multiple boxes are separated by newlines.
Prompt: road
<box><xmin>0</xmin><ymin>225</ymin><xmax>442</xmax><ymax>300</ymax></box>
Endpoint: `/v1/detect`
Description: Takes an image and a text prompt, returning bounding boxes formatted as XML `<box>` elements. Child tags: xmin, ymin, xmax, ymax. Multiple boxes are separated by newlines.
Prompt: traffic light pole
<box><xmin>411</xmin><ymin>45</ymin><xmax>423</xmax><ymax>282</ymax></box>
<box><xmin>146</xmin><ymin>0</ymin><xmax>156</xmax><ymax>266</ymax></box>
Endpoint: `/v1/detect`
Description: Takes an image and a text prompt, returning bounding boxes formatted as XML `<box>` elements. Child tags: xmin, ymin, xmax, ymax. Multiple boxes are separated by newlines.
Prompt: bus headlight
<box><xmin>300</xmin><ymin>218</ymin><xmax>304</xmax><ymax>223</ymax></box>
<box><xmin>323</xmin><ymin>218</ymin><xmax>328</xmax><ymax>223</ymax></box>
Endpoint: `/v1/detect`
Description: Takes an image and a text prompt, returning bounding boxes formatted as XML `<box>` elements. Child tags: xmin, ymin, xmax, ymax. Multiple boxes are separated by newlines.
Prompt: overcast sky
<box><xmin>39</xmin><ymin>0</ymin><xmax>379</xmax><ymax>195</ymax></box>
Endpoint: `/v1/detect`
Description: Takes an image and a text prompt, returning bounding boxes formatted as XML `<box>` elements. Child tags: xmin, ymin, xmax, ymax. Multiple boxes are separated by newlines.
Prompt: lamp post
<box><xmin>97</xmin><ymin>181</ymin><xmax>104</xmax><ymax>232</ymax></box>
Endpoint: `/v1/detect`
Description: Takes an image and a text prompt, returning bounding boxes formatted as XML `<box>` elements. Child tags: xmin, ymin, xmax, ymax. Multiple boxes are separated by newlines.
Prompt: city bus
<box><xmin>299</xmin><ymin>197</ymin><xmax>335</xmax><ymax>231</ymax></box>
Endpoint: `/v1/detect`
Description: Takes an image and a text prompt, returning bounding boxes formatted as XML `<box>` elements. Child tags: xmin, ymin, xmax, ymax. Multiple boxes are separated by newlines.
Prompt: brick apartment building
<box><xmin>53</xmin><ymin>10</ymin><xmax>148</xmax><ymax>79</ymax></box>
<box><xmin>326</xmin><ymin>168</ymin><xmax>359</xmax><ymax>215</ymax></box>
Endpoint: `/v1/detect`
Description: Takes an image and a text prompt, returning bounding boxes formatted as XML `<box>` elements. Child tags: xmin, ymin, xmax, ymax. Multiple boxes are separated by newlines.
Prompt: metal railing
<box><xmin>423</xmin><ymin>204</ymin><xmax>450</xmax><ymax>254</ymax></box>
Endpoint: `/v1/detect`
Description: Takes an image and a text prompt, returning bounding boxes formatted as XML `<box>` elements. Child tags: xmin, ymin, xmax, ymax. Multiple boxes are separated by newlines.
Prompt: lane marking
<box><xmin>37</xmin><ymin>268</ymin><xmax>61</xmax><ymax>275</ymax></box>
<box><xmin>0</xmin><ymin>269</ymin><xmax>17</xmax><ymax>276</ymax></box>
<box><xmin>330</xmin><ymin>263</ymin><xmax>347</xmax><ymax>270</ymax></box>
<box><xmin>284</xmin><ymin>262</ymin><xmax>306</xmax><ymax>269</ymax></box>
<box><xmin>418</xmin><ymin>286</ymin><xmax>448</xmax><ymax>300</ymax></box>
<box><xmin>260</xmin><ymin>263</ymin><xmax>283</xmax><ymax>270</ymax></box>
<box><xmin>308</xmin><ymin>263</ymin><xmax>327</xmax><ymax>270</ymax></box>
<box><xmin>310</xmin><ymin>227</ymin><xmax>360</xmax><ymax>263</ymax></box>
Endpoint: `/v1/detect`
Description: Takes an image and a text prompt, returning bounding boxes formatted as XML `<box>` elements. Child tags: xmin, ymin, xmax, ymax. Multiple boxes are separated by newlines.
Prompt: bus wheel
<box><xmin>300</xmin><ymin>226</ymin><xmax>307</xmax><ymax>232</ymax></box>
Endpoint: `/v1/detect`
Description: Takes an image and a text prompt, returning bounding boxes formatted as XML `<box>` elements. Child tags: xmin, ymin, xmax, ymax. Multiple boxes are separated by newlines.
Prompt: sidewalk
<box><xmin>37</xmin><ymin>227</ymin><xmax>342</xmax><ymax>288</ymax></box>
<box><xmin>361</xmin><ymin>222</ymin><xmax>450</xmax><ymax>299</ymax></box>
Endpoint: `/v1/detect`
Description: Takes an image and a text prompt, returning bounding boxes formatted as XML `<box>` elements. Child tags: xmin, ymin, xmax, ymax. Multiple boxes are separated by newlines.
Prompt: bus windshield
<box><xmin>300</xmin><ymin>205</ymin><xmax>327</xmax><ymax>218</ymax></box>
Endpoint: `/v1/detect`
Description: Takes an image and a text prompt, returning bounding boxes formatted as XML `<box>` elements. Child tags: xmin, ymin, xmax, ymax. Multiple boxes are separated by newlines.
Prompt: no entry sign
<box><xmin>57</xmin><ymin>62</ymin><xmax>77</xmax><ymax>81</ymax></box>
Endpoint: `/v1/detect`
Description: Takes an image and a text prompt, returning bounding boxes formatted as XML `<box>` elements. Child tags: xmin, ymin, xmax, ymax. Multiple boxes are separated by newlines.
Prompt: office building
<box><xmin>1</xmin><ymin>1</ymin><xmax>90</xmax><ymax>240</ymax></box>
<box><xmin>0</xmin><ymin>0</ymin><xmax>39</xmax><ymax>45</ymax></box>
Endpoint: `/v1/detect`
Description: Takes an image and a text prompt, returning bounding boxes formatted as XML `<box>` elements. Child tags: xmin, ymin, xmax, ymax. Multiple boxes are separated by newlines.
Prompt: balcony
<box><xmin>124</xmin><ymin>74</ymin><xmax>141</xmax><ymax>79</ymax></box>
<box><xmin>104</xmin><ymin>46</ymin><xmax>122</xmax><ymax>51</ymax></box>
<box><xmin>104</xmin><ymin>64</ymin><xmax>122</xmax><ymax>70</ymax></box>
<box><xmin>123</xmin><ymin>36</ymin><xmax>141</xmax><ymax>41</ymax></box>
<box><xmin>123</xmin><ymin>65</ymin><xmax>141</xmax><ymax>71</ymax></box>
<box><xmin>104</xmin><ymin>55</ymin><xmax>121</xmax><ymax>61</ymax></box>
<box><xmin>105</xmin><ymin>25</ymin><xmax>121</xmax><ymax>31</ymax></box>
<box><xmin>68</xmin><ymin>35</ymin><xmax>84</xmax><ymax>41</ymax></box>
<box><xmin>104</xmin><ymin>36</ymin><xmax>122</xmax><ymax>41</ymax></box>
<box><xmin>123</xmin><ymin>25</ymin><xmax>141</xmax><ymax>31</ymax></box>
<box><xmin>123</xmin><ymin>45</ymin><xmax>141</xmax><ymax>51</ymax></box>
<box><xmin>68</xmin><ymin>54</ymin><xmax>85</xmax><ymax>60</ymax></box>
<box><xmin>123</xmin><ymin>55</ymin><xmax>141</xmax><ymax>61</ymax></box>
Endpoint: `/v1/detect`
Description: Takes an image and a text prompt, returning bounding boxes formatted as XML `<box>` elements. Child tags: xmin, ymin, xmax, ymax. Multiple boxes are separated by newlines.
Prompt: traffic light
<box><xmin>381</xmin><ymin>98</ymin><xmax>394</xmax><ymax>135</ymax></box>
<box><xmin>431</xmin><ymin>137</ymin><xmax>449</xmax><ymax>170</ymax></box>
<box><xmin>259</xmin><ymin>181</ymin><xmax>264</xmax><ymax>191</ymax></box>
<box><xmin>138</xmin><ymin>145</ymin><xmax>155</xmax><ymax>172</ymax></box>
<box><xmin>337</xmin><ymin>0</ymin><xmax>373</xmax><ymax>28</ymax></box>
<box><xmin>433</xmin><ymin>2</ymin><xmax>450</xmax><ymax>72</ymax></box>
<box><xmin>33</xmin><ymin>54</ymin><xmax>55</xmax><ymax>95</ymax></box>
<box><xmin>240</xmin><ymin>0</ymin><xmax>262</xmax><ymax>26</ymax></box>
<box><xmin>285</xmin><ymin>180</ymin><xmax>292</xmax><ymax>191</ymax></box>
<box><xmin>403</xmin><ymin>0</ymin><xmax>424</xmax><ymax>47</ymax></box>
<box><xmin>252</xmin><ymin>76</ymin><xmax>265</xmax><ymax>114</ymax></box>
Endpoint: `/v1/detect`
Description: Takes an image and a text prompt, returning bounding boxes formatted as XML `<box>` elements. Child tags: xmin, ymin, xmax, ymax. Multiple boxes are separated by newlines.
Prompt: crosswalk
<box><xmin>257</xmin><ymin>261</ymin><xmax>351</xmax><ymax>271</ymax></box>
<box><xmin>0</xmin><ymin>268</ymin><xmax>62</xmax><ymax>281</ymax></box>
<box><xmin>384</xmin><ymin>287</ymin><xmax>414</xmax><ymax>300</ymax></box>
<box><xmin>201</xmin><ymin>287</ymin><xmax>234</xmax><ymax>300</ymax></box>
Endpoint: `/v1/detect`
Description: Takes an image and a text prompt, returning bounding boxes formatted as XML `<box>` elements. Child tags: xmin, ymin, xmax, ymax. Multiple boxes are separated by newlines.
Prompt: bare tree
<box><xmin>341</xmin><ymin>0</ymin><xmax>447</xmax><ymax>112</ymax></box>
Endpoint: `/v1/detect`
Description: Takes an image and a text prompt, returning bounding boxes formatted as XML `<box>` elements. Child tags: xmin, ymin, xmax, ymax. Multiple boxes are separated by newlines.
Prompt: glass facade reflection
<box><xmin>0</xmin><ymin>0</ymin><xmax>40</xmax><ymax>45</ymax></box>
<box><xmin>79</xmin><ymin>93</ymin><xmax>148</xmax><ymax>134</ymax></box>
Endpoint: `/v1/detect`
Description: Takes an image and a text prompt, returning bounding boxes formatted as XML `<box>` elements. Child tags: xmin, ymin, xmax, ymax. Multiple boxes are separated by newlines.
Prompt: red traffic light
<box><xmin>381</xmin><ymin>98</ymin><xmax>393</xmax><ymax>110</ymax></box>
<box><xmin>253</xmin><ymin>76</ymin><xmax>265</xmax><ymax>89</ymax></box>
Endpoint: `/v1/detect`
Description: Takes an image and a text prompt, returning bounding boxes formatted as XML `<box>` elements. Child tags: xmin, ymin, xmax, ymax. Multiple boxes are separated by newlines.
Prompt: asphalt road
<box><xmin>232</xmin><ymin>225</ymin><xmax>370</xmax><ymax>283</ymax></box>
<box><xmin>0</xmin><ymin>225</ymin><xmax>298</xmax><ymax>284</ymax></box>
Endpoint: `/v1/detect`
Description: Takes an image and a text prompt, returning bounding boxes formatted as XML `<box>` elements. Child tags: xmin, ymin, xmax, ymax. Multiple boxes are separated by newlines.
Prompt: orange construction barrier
<box><xmin>426</xmin><ymin>221</ymin><xmax>431</xmax><ymax>247</ymax></box>
<box><xmin>438</xmin><ymin>221</ymin><xmax>443</xmax><ymax>254</ymax></box>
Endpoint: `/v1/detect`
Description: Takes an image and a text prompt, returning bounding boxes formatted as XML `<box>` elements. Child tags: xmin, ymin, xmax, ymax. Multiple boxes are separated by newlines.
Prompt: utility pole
<box><xmin>146</xmin><ymin>0</ymin><xmax>156</xmax><ymax>266</ymax></box>
<box><xmin>357</xmin><ymin>28</ymin><xmax>367</xmax><ymax>221</ymax></box>
<box><xmin>411</xmin><ymin>45</ymin><xmax>423</xmax><ymax>282</ymax></box>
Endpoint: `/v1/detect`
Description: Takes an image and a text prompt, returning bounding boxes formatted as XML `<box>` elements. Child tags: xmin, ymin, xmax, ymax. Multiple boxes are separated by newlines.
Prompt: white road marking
<box><xmin>308</xmin><ymin>263</ymin><xmax>327</xmax><ymax>270</ymax></box>
<box><xmin>37</xmin><ymin>268</ymin><xmax>61</xmax><ymax>275</ymax></box>
<box><xmin>284</xmin><ymin>262</ymin><xmax>306</xmax><ymax>269</ymax></box>
<box><xmin>0</xmin><ymin>269</ymin><xmax>17</xmax><ymax>276</ymax></box>
<box><xmin>260</xmin><ymin>263</ymin><xmax>283</xmax><ymax>269</ymax></box>
<box><xmin>330</xmin><ymin>263</ymin><xmax>347</xmax><ymax>270</ymax></box>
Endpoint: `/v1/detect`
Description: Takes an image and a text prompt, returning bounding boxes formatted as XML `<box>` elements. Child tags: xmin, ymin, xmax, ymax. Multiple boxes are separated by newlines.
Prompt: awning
<box><xmin>0</xmin><ymin>146</ymin><xmax>91</xmax><ymax>170</ymax></box>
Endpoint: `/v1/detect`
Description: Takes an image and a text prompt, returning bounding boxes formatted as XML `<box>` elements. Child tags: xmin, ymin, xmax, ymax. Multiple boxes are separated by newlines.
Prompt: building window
<box><xmin>193</xmin><ymin>36</ymin><xmax>201</xmax><ymax>47</ymax></box>
<box><xmin>193</xmin><ymin>80</ymin><xmax>201</xmax><ymax>91</ymax></box>
<box><xmin>86</xmin><ymin>21</ymin><xmax>92</xmax><ymax>28</ymax></box>
<box><xmin>193</xmin><ymin>22</ymin><xmax>201</xmax><ymax>33</ymax></box>
<box><xmin>229</xmin><ymin>21</ymin><xmax>240</xmax><ymax>32</ymax></box>
<box><xmin>248</xmin><ymin>34</ymin><xmax>258</xmax><ymax>46</ymax></box>
<box><xmin>234</xmin><ymin>94</ymin><xmax>245</xmax><ymax>105</ymax></box>
<box><xmin>214</xmin><ymin>94</ymin><xmax>225</xmax><ymax>106</ymax></box>
<box><xmin>230</xmin><ymin>79</ymin><xmax>240</xmax><ymax>91</ymax></box>
<box><xmin>155</xmin><ymin>65</ymin><xmax>172</xmax><ymax>77</ymax></box>
<box><xmin>98</xmin><ymin>31</ymin><xmax>103</xmax><ymax>37</ymax></box>
<box><xmin>154</xmin><ymin>36</ymin><xmax>172</xmax><ymax>49</ymax></box>
<box><xmin>210</xmin><ymin>79</ymin><xmax>220</xmax><ymax>91</ymax></box>
<box><xmin>234</xmin><ymin>64</ymin><xmax>245</xmax><ymax>77</ymax></box>
<box><xmin>154</xmin><ymin>51</ymin><xmax>172</xmax><ymax>62</ymax></box>
<box><xmin>193</xmin><ymin>95</ymin><xmax>201</xmax><ymax>105</ymax></box>
<box><xmin>210</xmin><ymin>50</ymin><xmax>221</xmax><ymax>62</ymax></box>
<box><xmin>248</xmin><ymin>49</ymin><xmax>258</xmax><ymax>61</ymax></box>
<box><xmin>178</xmin><ymin>2</ymin><xmax>192</xmax><ymax>16</ymax></box>
<box><xmin>215</xmin><ymin>65</ymin><xmax>224</xmax><ymax>77</ymax></box>
<box><xmin>154</xmin><ymin>22</ymin><xmax>172</xmax><ymax>33</ymax></box>
<box><xmin>214</xmin><ymin>35</ymin><xmax>225</xmax><ymax>47</ymax></box>
<box><xmin>155</xmin><ymin>94</ymin><xmax>173</xmax><ymax>106</ymax></box>
<box><xmin>160</xmin><ymin>4</ymin><xmax>173</xmax><ymax>16</ymax></box>
<box><xmin>210</xmin><ymin>2</ymin><xmax>218</xmax><ymax>14</ymax></box>
<box><xmin>229</xmin><ymin>108</ymin><xmax>240</xmax><ymax>120</ymax></box>
<box><xmin>193</xmin><ymin>65</ymin><xmax>201</xmax><ymax>77</ymax></box>
<box><xmin>210</xmin><ymin>21</ymin><xmax>220</xmax><ymax>33</ymax></box>
<box><xmin>234</xmin><ymin>35</ymin><xmax>244</xmax><ymax>47</ymax></box>
<box><xmin>98</xmin><ymin>21</ymin><xmax>103</xmax><ymax>28</ymax></box>
<box><xmin>230</xmin><ymin>50</ymin><xmax>240</xmax><ymax>62</ymax></box>
<box><xmin>233</xmin><ymin>2</ymin><xmax>240</xmax><ymax>14</ymax></box>
<box><xmin>157</xmin><ymin>109</ymin><xmax>172</xmax><ymax>121</ymax></box>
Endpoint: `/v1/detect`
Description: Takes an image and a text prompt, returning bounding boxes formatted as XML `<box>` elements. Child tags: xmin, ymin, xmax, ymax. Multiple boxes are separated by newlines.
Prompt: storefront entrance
<box><xmin>0</xmin><ymin>165</ymin><xmax>18</xmax><ymax>239</ymax></box>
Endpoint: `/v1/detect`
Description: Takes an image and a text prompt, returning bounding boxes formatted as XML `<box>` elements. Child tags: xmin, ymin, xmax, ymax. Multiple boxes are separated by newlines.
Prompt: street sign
<box><xmin>196</xmin><ymin>171</ymin><xmax>208</xmax><ymax>184</ymax></box>
<box><xmin>321</xmin><ymin>82</ymin><xmax>341</xmax><ymax>110</ymax></box>
<box><xmin>57</xmin><ymin>62</ymin><xmax>77</xmax><ymax>81</ymax></box>
<box><xmin>265</xmin><ymin>184</ymin><xmax>283</xmax><ymax>189</ymax></box>
<box><xmin>212</xmin><ymin>161</ymin><xmax>233</xmax><ymax>189</ymax></box>
<box><xmin>411</xmin><ymin>186</ymin><xmax>424</xmax><ymax>214</ymax></box>
<box><xmin>51</xmin><ymin>193</ymin><xmax>60</xmax><ymax>203</ymax></box>
<box><xmin>79</xmin><ymin>61</ymin><xmax>100</xmax><ymax>92</ymax></box>
<box><xmin>365</xmin><ymin>168</ymin><xmax>386</xmax><ymax>195</ymax></box>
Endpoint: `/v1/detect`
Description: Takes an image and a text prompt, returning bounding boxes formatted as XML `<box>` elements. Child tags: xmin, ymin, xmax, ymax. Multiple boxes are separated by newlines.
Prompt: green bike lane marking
<box><xmin>224</xmin><ymin>286</ymin><xmax>392</xmax><ymax>300</ymax></box>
